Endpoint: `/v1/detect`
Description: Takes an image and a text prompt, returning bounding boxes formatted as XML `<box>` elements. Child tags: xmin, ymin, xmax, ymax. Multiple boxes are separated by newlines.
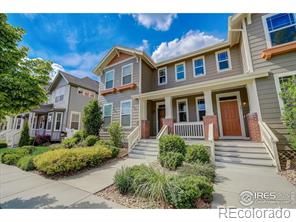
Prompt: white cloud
<box><xmin>50</xmin><ymin>63</ymin><xmax>64</xmax><ymax>80</ymax></box>
<box><xmin>137</xmin><ymin>39</ymin><xmax>149</xmax><ymax>51</ymax></box>
<box><xmin>66</xmin><ymin>31</ymin><xmax>79</xmax><ymax>51</ymax></box>
<box><xmin>151</xmin><ymin>30</ymin><xmax>223</xmax><ymax>62</ymax></box>
<box><xmin>132</xmin><ymin>14</ymin><xmax>177</xmax><ymax>31</ymax></box>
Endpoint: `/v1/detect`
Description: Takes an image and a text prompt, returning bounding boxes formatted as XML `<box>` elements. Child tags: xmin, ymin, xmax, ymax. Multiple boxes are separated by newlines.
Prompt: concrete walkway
<box><xmin>212</xmin><ymin>162</ymin><xmax>296</xmax><ymax>208</ymax></box>
<box><xmin>0</xmin><ymin>157</ymin><xmax>149</xmax><ymax>209</ymax></box>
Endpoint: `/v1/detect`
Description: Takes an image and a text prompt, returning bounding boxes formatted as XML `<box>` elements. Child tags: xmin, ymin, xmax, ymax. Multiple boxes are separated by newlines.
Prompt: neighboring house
<box><xmin>93</xmin><ymin>13</ymin><xmax>296</xmax><ymax>169</ymax></box>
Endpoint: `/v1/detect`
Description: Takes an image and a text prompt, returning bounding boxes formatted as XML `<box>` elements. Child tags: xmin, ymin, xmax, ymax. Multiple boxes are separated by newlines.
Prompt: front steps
<box><xmin>128</xmin><ymin>139</ymin><xmax>158</xmax><ymax>160</ymax></box>
<box><xmin>215</xmin><ymin>141</ymin><xmax>274</xmax><ymax>167</ymax></box>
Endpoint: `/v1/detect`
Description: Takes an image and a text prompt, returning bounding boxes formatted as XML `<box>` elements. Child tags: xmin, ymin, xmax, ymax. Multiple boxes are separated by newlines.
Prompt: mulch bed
<box><xmin>280</xmin><ymin>169</ymin><xmax>296</xmax><ymax>186</ymax></box>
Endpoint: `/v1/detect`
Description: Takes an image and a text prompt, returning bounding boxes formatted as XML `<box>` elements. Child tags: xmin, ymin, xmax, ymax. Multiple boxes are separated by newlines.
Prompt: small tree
<box><xmin>82</xmin><ymin>100</ymin><xmax>103</xmax><ymax>137</ymax></box>
<box><xmin>280</xmin><ymin>77</ymin><xmax>296</xmax><ymax>150</ymax></box>
<box><xmin>108</xmin><ymin>122</ymin><xmax>123</xmax><ymax>148</ymax></box>
<box><xmin>19</xmin><ymin>120</ymin><xmax>31</xmax><ymax>147</ymax></box>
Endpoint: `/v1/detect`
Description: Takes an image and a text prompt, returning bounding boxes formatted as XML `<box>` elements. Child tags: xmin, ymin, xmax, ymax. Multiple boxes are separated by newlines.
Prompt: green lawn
<box><xmin>0</xmin><ymin>146</ymin><xmax>50</xmax><ymax>156</ymax></box>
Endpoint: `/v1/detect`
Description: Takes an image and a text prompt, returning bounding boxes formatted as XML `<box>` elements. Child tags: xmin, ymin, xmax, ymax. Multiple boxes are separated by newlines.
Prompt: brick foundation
<box><xmin>246</xmin><ymin>113</ymin><xmax>261</xmax><ymax>142</ymax></box>
<box><xmin>203</xmin><ymin>115</ymin><xmax>219</xmax><ymax>140</ymax></box>
<box><xmin>163</xmin><ymin>118</ymin><xmax>174</xmax><ymax>134</ymax></box>
<box><xmin>141</xmin><ymin>120</ymin><xmax>150</xmax><ymax>139</ymax></box>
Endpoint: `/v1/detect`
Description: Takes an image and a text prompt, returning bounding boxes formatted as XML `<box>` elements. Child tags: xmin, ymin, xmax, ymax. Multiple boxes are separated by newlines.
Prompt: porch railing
<box><xmin>174</xmin><ymin>121</ymin><xmax>204</xmax><ymax>139</ymax></box>
<box><xmin>208</xmin><ymin>123</ymin><xmax>215</xmax><ymax>163</ymax></box>
<box><xmin>127</xmin><ymin>126</ymin><xmax>140</xmax><ymax>153</ymax></box>
<box><xmin>156</xmin><ymin>125</ymin><xmax>168</xmax><ymax>140</ymax></box>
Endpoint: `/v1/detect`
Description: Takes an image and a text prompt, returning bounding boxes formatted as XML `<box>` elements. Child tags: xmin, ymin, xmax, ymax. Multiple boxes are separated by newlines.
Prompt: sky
<box><xmin>7</xmin><ymin>13</ymin><xmax>231</xmax><ymax>81</ymax></box>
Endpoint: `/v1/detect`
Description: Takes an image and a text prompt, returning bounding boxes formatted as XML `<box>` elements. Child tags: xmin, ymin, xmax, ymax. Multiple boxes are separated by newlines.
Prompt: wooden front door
<box><xmin>157</xmin><ymin>106</ymin><xmax>165</xmax><ymax>132</ymax></box>
<box><xmin>220</xmin><ymin>100</ymin><xmax>242</xmax><ymax>136</ymax></box>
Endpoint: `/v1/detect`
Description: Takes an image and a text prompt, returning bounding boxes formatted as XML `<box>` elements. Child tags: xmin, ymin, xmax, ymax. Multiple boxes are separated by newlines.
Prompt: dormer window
<box><xmin>175</xmin><ymin>62</ymin><xmax>186</xmax><ymax>81</ymax></box>
<box><xmin>158</xmin><ymin>67</ymin><xmax>167</xmax><ymax>85</ymax></box>
<box><xmin>121</xmin><ymin>63</ymin><xmax>132</xmax><ymax>85</ymax></box>
<box><xmin>216</xmin><ymin>49</ymin><xmax>232</xmax><ymax>72</ymax></box>
<box><xmin>105</xmin><ymin>70</ymin><xmax>114</xmax><ymax>89</ymax></box>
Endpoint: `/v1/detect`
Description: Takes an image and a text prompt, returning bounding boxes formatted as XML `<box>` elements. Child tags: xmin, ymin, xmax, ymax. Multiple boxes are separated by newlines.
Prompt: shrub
<box><xmin>0</xmin><ymin>149</ymin><xmax>29</xmax><ymax>165</ymax></box>
<box><xmin>49</xmin><ymin>143</ymin><xmax>64</xmax><ymax>150</ymax></box>
<box><xmin>108</xmin><ymin>122</ymin><xmax>124</xmax><ymax>148</ymax></box>
<box><xmin>83</xmin><ymin>100</ymin><xmax>103</xmax><ymax>137</ymax></box>
<box><xmin>95</xmin><ymin>141</ymin><xmax>119</xmax><ymax>158</ymax></box>
<box><xmin>114</xmin><ymin>166</ymin><xmax>134</xmax><ymax>194</ymax></box>
<box><xmin>159</xmin><ymin>135</ymin><xmax>186</xmax><ymax>156</ymax></box>
<box><xmin>96</xmin><ymin>140</ymin><xmax>115</xmax><ymax>148</ymax></box>
<box><xmin>83</xmin><ymin>135</ymin><xmax>98</xmax><ymax>146</ymax></box>
<box><xmin>33</xmin><ymin>147</ymin><xmax>112</xmax><ymax>176</ymax></box>
<box><xmin>18</xmin><ymin>120</ymin><xmax>30</xmax><ymax>147</ymax></box>
<box><xmin>73</xmin><ymin>130</ymin><xmax>86</xmax><ymax>143</ymax></box>
<box><xmin>159</xmin><ymin>152</ymin><xmax>184</xmax><ymax>170</ymax></box>
<box><xmin>0</xmin><ymin>140</ymin><xmax>7</xmax><ymax>148</ymax></box>
<box><xmin>20</xmin><ymin>146</ymin><xmax>36</xmax><ymax>154</ymax></box>
<box><xmin>62</xmin><ymin>137</ymin><xmax>78</xmax><ymax>148</ymax></box>
<box><xmin>34</xmin><ymin>134</ymin><xmax>51</xmax><ymax>146</ymax></box>
<box><xmin>180</xmin><ymin>162</ymin><xmax>216</xmax><ymax>182</ymax></box>
<box><xmin>16</xmin><ymin>156</ymin><xmax>35</xmax><ymax>171</ymax></box>
<box><xmin>185</xmin><ymin>144</ymin><xmax>210</xmax><ymax>164</ymax></box>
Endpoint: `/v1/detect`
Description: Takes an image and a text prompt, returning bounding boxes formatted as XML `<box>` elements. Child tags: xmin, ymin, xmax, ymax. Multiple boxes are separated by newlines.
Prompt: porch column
<box><xmin>203</xmin><ymin>90</ymin><xmax>219</xmax><ymax>140</ymax></box>
<box><xmin>140</xmin><ymin>99</ymin><xmax>150</xmax><ymax>139</ymax></box>
<box><xmin>164</xmin><ymin>96</ymin><xmax>174</xmax><ymax>134</ymax></box>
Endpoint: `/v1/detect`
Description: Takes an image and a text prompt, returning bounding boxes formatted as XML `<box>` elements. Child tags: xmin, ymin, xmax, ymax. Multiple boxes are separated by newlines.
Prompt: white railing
<box><xmin>127</xmin><ymin>126</ymin><xmax>140</xmax><ymax>152</ymax></box>
<box><xmin>259</xmin><ymin>121</ymin><xmax>281</xmax><ymax>171</ymax></box>
<box><xmin>30</xmin><ymin>129</ymin><xmax>46</xmax><ymax>137</ymax></box>
<box><xmin>156</xmin><ymin>125</ymin><xmax>168</xmax><ymax>140</ymax></box>
<box><xmin>208</xmin><ymin>123</ymin><xmax>215</xmax><ymax>164</ymax></box>
<box><xmin>6</xmin><ymin>130</ymin><xmax>21</xmax><ymax>147</ymax></box>
<box><xmin>174</xmin><ymin>121</ymin><xmax>204</xmax><ymax>139</ymax></box>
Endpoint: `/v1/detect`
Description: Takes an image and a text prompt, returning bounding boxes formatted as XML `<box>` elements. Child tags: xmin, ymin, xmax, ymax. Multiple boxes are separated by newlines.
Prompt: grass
<box><xmin>0</xmin><ymin>146</ymin><xmax>50</xmax><ymax>156</ymax></box>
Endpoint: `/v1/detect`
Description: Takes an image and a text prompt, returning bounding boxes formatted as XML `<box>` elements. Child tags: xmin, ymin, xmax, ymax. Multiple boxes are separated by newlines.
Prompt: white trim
<box><xmin>192</xmin><ymin>56</ymin><xmax>206</xmax><ymax>77</ymax></box>
<box><xmin>242</xmin><ymin>18</ymin><xmax>254</xmax><ymax>73</ymax></box>
<box><xmin>103</xmin><ymin>56</ymin><xmax>136</xmax><ymax>70</ymax></box>
<box><xmin>121</xmin><ymin>63</ymin><xmax>133</xmax><ymax>86</ymax></box>
<box><xmin>195</xmin><ymin>96</ymin><xmax>205</xmax><ymax>122</ymax></box>
<box><xmin>104</xmin><ymin>69</ymin><xmax>114</xmax><ymax>90</ymax></box>
<box><xmin>120</xmin><ymin>99</ymin><xmax>132</xmax><ymax>128</ymax></box>
<box><xmin>156</xmin><ymin>101</ymin><xmax>165</xmax><ymax>134</ymax></box>
<box><xmin>215</xmin><ymin>48</ymin><xmax>232</xmax><ymax>73</ymax></box>
<box><xmin>216</xmin><ymin>91</ymin><xmax>246</xmax><ymax>138</ymax></box>
<box><xmin>69</xmin><ymin>111</ymin><xmax>81</xmax><ymax>130</ymax></box>
<box><xmin>158</xmin><ymin>67</ymin><xmax>168</xmax><ymax>85</ymax></box>
<box><xmin>175</xmin><ymin>62</ymin><xmax>186</xmax><ymax>82</ymax></box>
<box><xmin>176</xmin><ymin>98</ymin><xmax>189</xmax><ymax>122</ymax></box>
<box><xmin>103</xmin><ymin>103</ymin><xmax>113</xmax><ymax>127</ymax></box>
<box><xmin>54</xmin><ymin>112</ymin><xmax>63</xmax><ymax>131</ymax></box>
<box><xmin>274</xmin><ymin>71</ymin><xmax>296</xmax><ymax>115</ymax></box>
<box><xmin>46</xmin><ymin>112</ymin><xmax>54</xmax><ymax>131</ymax></box>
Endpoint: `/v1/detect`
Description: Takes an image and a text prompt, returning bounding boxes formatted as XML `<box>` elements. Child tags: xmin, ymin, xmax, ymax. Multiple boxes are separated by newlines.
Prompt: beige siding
<box><xmin>141</xmin><ymin>60</ymin><xmax>154</xmax><ymax>93</ymax></box>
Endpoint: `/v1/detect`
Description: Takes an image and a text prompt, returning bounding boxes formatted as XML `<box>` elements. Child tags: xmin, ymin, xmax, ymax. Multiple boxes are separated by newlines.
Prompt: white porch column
<box><xmin>246</xmin><ymin>80</ymin><xmax>262</xmax><ymax>120</ymax></box>
<box><xmin>140</xmin><ymin>99</ymin><xmax>147</xmax><ymax>121</ymax></box>
<box><xmin>165</xmin><ymin>96</ymin><xmax>173</xmax><ymax>119</ymax></box>
<box><xmin>204</xmin><ymin>90</ymin><xmax>214</xmax><ymax>116</ymax></box>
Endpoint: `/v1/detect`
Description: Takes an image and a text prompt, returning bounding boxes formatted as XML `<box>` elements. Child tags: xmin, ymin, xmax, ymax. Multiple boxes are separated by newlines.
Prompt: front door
<box><xmin>157</xmin><ymin>104</ymin><xmax>165</xmax><ymax>133</ymax></box>
<box><xmin>220</xmin><ymin>100</ymin><xmax>242</xmax><ymax>136</ymax></box>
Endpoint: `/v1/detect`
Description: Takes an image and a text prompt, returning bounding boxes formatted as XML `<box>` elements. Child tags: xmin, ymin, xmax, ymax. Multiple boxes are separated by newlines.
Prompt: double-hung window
<box><xmin>196</xmin><ymin>97</ymin><xmax>206</xmax><ymax>121</ymax></box>
<box><xmin>70</xmin><ymin>112</ymin><xmax>80</xmax><ymax>130</ymax></box>
<box><xmin>46</xmin><ymin>112</ymin><xmax>53</xmax><ymax>131</ymax></box>
<box><xmin>158</xmin><ymin>67</ymin><xmax>167</xmax><ymax>85</ymax></box>
<box><xmin>216</xmin><ymin>49</ymin><xmax>231</xmax><ymax>72</ymax></box>
<box><xmin>193</xmin><ymin>57</ymin><xmax>205</xmax><ymax>77</ymax></box>
<box><xmin>177</xmin><ymin>99</ymin><xmax>188</xmax><ymax>122</ymax></box>
<box><xmin>263</xmin><ymin>13</ymin><xmax>296</xmax><ymax>47</ymax></box>
<box><xmin>122</xmin><ymin>64</ymin><xmax>132</xmax><ymax>85</ymax></box>
<box><xmin>120</xmin><ymin>100</ymin><xmax>132</xmax><ymax>127</ymax></box>
<box><xmin>105</xmin><ymin>70</ymin><xmax>114</xmax><ymax>89</ymax></box>
<box><xmin>103</xmin><ymin>103</ymin><xmax>112</xmax><ymax>127</ymax></box>
<box><xmin>175</xmin><ymin>62</ymin><xmax>186</xmax><ymax>81</ymax></box>
<box><xmin>54</xmin><ymin>112</ymin><xmax>63</xmax><ymax>131</ymax></box>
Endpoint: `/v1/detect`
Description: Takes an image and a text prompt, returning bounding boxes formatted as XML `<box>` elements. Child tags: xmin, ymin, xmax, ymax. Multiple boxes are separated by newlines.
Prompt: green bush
<box><xmin>83</xmin><ymin>100</ymin><xmax>103</xmax><ymax>137</ymax></box>
<box><xmin>0</xmin><ymin>140</ymin><xmax>7</xmax><ymax>148</ymax></box>
<box><xmin>83</xmin><ymin>135</ymin><xmax>98</xmax><ymax>146</ymax></box>
<box><xmin>20</xmin><ymin>146</ymin><xmax>36</xmax><ymax>154</ymax></box>
<box><xmin>96</xmin><ymin>140</ymin><xmax>115</xmax><ymax>148</ymax></box>
<box><xmin>180</xmin><ymin>162</ymin><xmax>216</xmax><ymax>182</ymax></box>
<box><xmin>33</xmin><ymin>147</ymin><xmax>112</xmax><ymax>176</ymax></box>
<box><xmin>114</xmin><ymin>166</ymin><xmax>135</xmax><ymax>194</ymax></box>
<box><xmin>62</xmin><ymin>137</ymin><xmax>78</xmax><ymax>148</ymax></box>
<box><xmin>16</xmin><ymin>156</ymin><xmax>35</xmax><ymax>171</ymax></box>
<box><xmin>94</xmin><ymin>141</ymin><xmax>119</xmax><ymax>158</ymax></box>
<box><xmin>159</xmin><ymin>152</ymin><xmax>184</xmax><ymax>170</ymax></box>
<box><xmin>159</xmin><ymin>135</ymin><xmax>186</xmax><ymax>156</ymax></box>
<box><xmin>108</xmin><ymin>122</ymin><xmax>124</xmax><ymax>148</ymax></box>
<box><xmin>0</xmin><ymin>149</ymin><xmax>29</xmax><ymax>165</ymax></box>
<box><xmin>73</xmin><ymin>130</ymin><xmax>86</xmax><ymax>143</ymax></box>
<box><xmin>185</xmin><ymin>144</ymin><xmax>210</xmax><ymax>164</ymax></box>
<box><xmin>18</xmin><ymin>120</ymin><xmax>31</xmax><ymax>147</ymax></box>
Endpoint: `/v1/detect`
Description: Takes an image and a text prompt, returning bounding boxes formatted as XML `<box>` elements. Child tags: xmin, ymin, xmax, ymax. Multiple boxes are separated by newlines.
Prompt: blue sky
<box><xmin>7</xmin><ymin>13</ymin><xmax>231</xmax><ymax>80</ymax></box>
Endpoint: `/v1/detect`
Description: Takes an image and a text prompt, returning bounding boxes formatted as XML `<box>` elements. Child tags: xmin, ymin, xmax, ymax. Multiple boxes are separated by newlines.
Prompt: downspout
<box><xmin>65</xmin><ymin>85</ymin><xmax>72</xmax><ymax>131</ymax></box>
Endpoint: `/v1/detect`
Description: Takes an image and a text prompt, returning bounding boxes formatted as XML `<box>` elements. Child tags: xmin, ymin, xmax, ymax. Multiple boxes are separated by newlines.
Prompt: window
<box><xmin>32</xmin><ymin>116</ymin><xmax>37</xmax><ymax>129</ymax></box>
<box><xmin>175</xmin><ymin>62</ymin><xmax>186</xmax><ymax>81</ymax></box>
<box><xmin>16</xmin><ymin>118</ymin><xmax>22</xmax><ymax>130</ymax></box>
<box><xmin>54</xmin><ymin>112</ymin><xmax>63</xmax><ymax>131</ymax></box>
<box><xmin>55</xmin><ymin>95</ymin><xmax>64</xmax><ymax>103</ymax></box>
<box><xmin>120</xmin><ymin>100</ymin><xmax>132</xmax><ymax>127</ymax></box>
<box><xmin>263</xmin><ymin>13</ymin><xmax>296</xmax><ymax>47</ymax></box>
<box><xmin>216</xmin><ymin>49</ymin><xmax>231</xmax><ymax>72</ymax></box>
<box><xmin>78</xmin><ymin>88</ymin><xmax>83</xmax><ymax>94</ymax></box>
<box><xmin>274</xmin><ymin>71</ymin><xmax>296</xmax><ymax>114</ymax></box>
<box><xmin>105</xmin><ymin>70</ymin><xmax>114</xmax><ymax>89</ymax></box>
<box><xmin>192</xmin><ymin>57</ymin><xmax>205</xmax><ymax>77</ymax></box>
<box><xmin>70</xmin><ymin>112</ymin><xmax>80</xmax><ymax>130</ymax></box>
<box><xmin>176</xmin><ymin>99</ymin><xmax>188</xmax><ymax>122</ymax></box>
<box><xmin>122</xmin><ymin>64</ymin><xmax>132</xmax><ymax>85</ymax></box>
<box><xmin>158</xmin><ymin>67</ymin><xmax>167</xmax><ymax>85</ymax></box>
<box><xmin>46</xmin><ymin>113</ymin><xmax>53</xmax><ymax>131</ymax></box>
<box><xmin>196</xmin><ymin>97</ymin><xmax>206</xmax><ymax>121</ymax></box>
<box><xmin>103</xmin><ymin>103</ymin><xmax>112</xmax><ymax>127</ymax></box>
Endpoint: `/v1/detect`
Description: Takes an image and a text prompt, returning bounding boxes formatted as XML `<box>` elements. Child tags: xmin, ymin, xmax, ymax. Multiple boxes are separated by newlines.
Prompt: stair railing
<box><xmin>156</xmin><ymin>125</ymin><xmax>168</xmax><ymax>140</ymax></box>
<box><xmin>208</xmin><ymin>123</ymin><xmax>215</xmax><ymax>164</ymax></box>
<box><xmin>127</xmin><ymin>126</ymin><xmax>140</xmax><ymax>153</ymax></box>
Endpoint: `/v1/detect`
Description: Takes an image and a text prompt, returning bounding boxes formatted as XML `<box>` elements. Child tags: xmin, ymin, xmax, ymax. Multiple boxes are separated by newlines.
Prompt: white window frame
<box><xmin>192</xmin><ymin>56</ymin><xmax>206</xmax><ymax>77</ymax></box>
<box><xmin>32</xmin><ymin>115</ymin><xmax>37</xmax><ymax>129</ymax></box>
<box><xmin>175</xmin><ymin>62</ymin><xmax>186</xmax><ymax>82</ymax></box>
<box><xmin>120</xmin><ymin>99</ymin><xmax>132</xmax><ymax>128</ymax></box>
<box><xmin>46</xmin><ymin>112</ymin><xmax>54</xmax><ymax>131</ymax></box>
<box><xmin>195</xmin><ymin>96</ymin><xmax>205</xmax><ymax>122</ymax></box>
<box><xmin>158</xmin><ymin>67</ymin><xmax>168</xmax><ymax>85</ymax></box>
<box><xmin>103</xmin><ymin>103</ymin><xmax>113</xmax><ymax>127</ymax></box>
<box><xmin>274</xmin><ymin>71</ymin><xmax>296</xmax><ymax>115</ymax></box>
<box><xmin>69</xmin><ymin>111</ymin><xmax>81</xmax><ymax>130</ymax></box>
<box><xmin>262</xmin><ymin>13</ymin><xmax>296</xmax><ymax>48</ymax></box>
<box><xmin>77</xmin><ymin>88</ymin><xmax>83</xmax><ymax>94</ymax></box>
<box><xmin>54</xmin><ymin>112</ymin><xmax>63</xmax><ymax>131</ymax></box>
<box><xmin>16</xmin><ymin>118</ymin><xmax>22</xmax><ymax>130</ymax></box>
<box><xmin>121</xmin><ymin>63</ymin><xmax>133</xmax><ymax>86</ymax></box>
<box><xmin>176</xmin><ymin>98</ymin><xmax>189</xmax><ymax>122</ymax></box>
<box><xmin>215</xmin><ymin>49</ymin><xmax>232</xmax><ymax>73</ymax></box>
<box><xmin>105</xmin><ymin>70</ymin><xmax>114</xmax><ymax>90</ymax></box>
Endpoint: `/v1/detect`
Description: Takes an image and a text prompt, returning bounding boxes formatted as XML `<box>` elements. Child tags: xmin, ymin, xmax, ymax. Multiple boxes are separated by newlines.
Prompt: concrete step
<box><xmin>128</xmin><ymin>153</ymin><xmax>157</xmax><ymax>160</ymax></box>
<box><xmin>130</xmin><ymin>149</ymin><xmax>158</xmax><ymax>156</ymax></box>
<box><xmin>133</xmin><ymin>146</ymin><xmax>159</xmax><ymax>152</ymax></box>
<box><xmin>215</xmin><ymin>146</ymin><xmax>267</xmax><ymax>154</ymax></box>
<box><xmin>215</xmin><ymin>151</ymin><xmax>270</xmax><ymax>160</ymax></box>
<box><xmin>215</xmin><ymin>156</ymin><xmax>274</xmax><ymax>167</ymax></box>
<box><xmin>139</xmin><ymin>139</ymin><xmax>159</xmax><ymax>144</ymax></box>
<box><xmin>136</xmin><ymin>142</ymin><xmax>159</xmax><ymax>148</ymax></box>
<box><xmin>215</xmin><ymin>141</ymin><xmax>264</xmax><ymax>148</ymax></box>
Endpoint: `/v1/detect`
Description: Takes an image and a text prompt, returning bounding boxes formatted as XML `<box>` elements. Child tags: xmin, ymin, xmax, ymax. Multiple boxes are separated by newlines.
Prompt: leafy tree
<box><xmin>280</xmin><ymin>77</ymin><xmax>296</xmax><ymax>150</ymax></box>
<box><xmin>83</xmin><ymin>99</ymin><xmax>103</xmax><ymax>137</ymax></box>
<box><xmin>0</xmin><ymin>14</ymin><xmax>52</xmax><ymax>118</ymax></box>
<box><xmin>108</xmin><ymin>122</ymin><xmax>123</xmax><ymax>148</ymax></box>
<box><xmin>18</xmin><ymin>120</ymin><xmax>31</xmax><ymax>147</ymax></box>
